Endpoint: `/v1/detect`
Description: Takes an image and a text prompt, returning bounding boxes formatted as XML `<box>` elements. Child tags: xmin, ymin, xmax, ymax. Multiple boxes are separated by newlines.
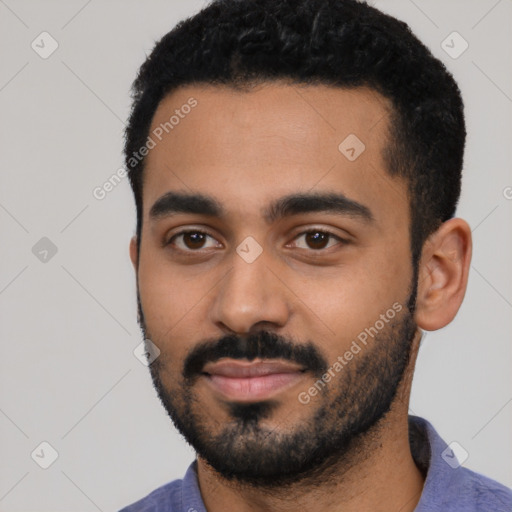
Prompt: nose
<box><xmin>209</xmin><ymin>248</ymin><xmax>291</xmax><ymax>336</ymax></box>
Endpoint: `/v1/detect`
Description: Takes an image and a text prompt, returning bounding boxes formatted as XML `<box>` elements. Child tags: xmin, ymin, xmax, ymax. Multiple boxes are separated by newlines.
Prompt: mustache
<box><xmin>183</xmin><ymin>330</ymin><xmax>328</xmax><ymax>382</ymax></box>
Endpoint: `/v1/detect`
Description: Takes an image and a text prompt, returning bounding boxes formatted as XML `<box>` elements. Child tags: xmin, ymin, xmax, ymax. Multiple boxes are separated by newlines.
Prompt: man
<box><xmin>120</xmin><ymin>0</ymin><xmax>512</xmax><ymax>510</ymax></box>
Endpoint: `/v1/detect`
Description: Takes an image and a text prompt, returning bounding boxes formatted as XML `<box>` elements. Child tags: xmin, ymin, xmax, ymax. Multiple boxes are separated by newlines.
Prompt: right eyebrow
<box><xmin>149</xmin><ymin>191</ymin><xmax>223</xmax><ymax>220</ymax></box>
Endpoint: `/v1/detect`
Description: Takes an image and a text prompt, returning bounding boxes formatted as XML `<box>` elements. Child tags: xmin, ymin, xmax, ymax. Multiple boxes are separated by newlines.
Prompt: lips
<box><xmin>201</xmin><ymin>358</ymin><xmax>306</xmax><ymax>401</ymax></box>
<box><xmin>203</xmin><ymin>358</ymin><xmax>305</xmax><ymax>377</ymax></box>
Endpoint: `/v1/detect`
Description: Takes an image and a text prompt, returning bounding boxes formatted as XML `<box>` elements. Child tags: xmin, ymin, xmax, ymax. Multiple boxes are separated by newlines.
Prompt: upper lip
<box><xmin>202</xmin><ymin>359</ymin><xmax>306</xmax><ymax>378</ymax></box>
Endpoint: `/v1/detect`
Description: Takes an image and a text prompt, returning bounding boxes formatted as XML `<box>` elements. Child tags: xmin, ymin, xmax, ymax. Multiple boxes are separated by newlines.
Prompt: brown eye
<box><xmin>182</xmin><ymin>232</ymin><xmax>207</xmax><ymax>249</ymax></box>
<box><xmin>167</xmin><ymin>230</ymin><xmax>219</xmax><ymax>251</ymax></box>
<box><xmin>292</xmin><ymin>230</ymin><xmax>345</xmax><ymax>251</ymax></box>
<box><xmin>305</xmin><ymin>231</ymin><xmax>329</xmax><ymax>249</ymax></box>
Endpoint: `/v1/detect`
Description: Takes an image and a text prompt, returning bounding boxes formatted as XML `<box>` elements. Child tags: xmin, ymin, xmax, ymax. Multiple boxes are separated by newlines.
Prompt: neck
<box><xmin>196</xmin><ymin>333</ymin><xmax>425</xmax><ymax>512</ymax></box>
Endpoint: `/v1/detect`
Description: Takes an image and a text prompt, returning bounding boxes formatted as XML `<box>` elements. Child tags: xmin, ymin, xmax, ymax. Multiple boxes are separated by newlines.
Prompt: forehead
<box><xmin>142</xmin><ymin>82</ymin><xmax>408</xmax><ymax>227</ymax></box>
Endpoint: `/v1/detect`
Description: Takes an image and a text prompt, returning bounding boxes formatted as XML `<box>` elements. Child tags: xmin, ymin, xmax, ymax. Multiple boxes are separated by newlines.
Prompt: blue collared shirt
<box><xmin>119</xmin><ymin>416</ymin><xmax>512</xmax><ymax>511</ymax></box>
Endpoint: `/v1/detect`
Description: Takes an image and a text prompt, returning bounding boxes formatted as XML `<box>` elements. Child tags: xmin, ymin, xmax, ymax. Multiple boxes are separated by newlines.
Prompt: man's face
<box><xmin>132</xmin><ymin>83</ymin><xmax>418</xmax><ymax>485</ymax></box>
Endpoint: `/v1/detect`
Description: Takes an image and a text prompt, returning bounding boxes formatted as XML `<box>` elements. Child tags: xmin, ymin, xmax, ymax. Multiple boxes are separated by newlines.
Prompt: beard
<box><xmin>135</xmin><ymin>277</ymin><xmax>418</xmax><ymax>489</ymax></box>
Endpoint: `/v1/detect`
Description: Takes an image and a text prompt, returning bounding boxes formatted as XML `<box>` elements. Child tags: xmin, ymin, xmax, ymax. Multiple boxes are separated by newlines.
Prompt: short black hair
<box><xmin>124</xmin><ymin>0</ymin><xmax>465</xmax><ymax>266</ymax></box>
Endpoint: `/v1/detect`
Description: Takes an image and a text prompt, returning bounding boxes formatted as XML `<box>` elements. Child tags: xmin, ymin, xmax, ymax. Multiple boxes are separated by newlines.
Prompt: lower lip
<box><xmin>203</xmin><ymin>372</ymin><xmax>305</xmax><ymax>401</ymax></box>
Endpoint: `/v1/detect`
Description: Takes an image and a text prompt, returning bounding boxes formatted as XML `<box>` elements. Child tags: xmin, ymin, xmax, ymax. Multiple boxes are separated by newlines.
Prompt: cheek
<box><xmin>137</xmin><ymin>252</ymin><xmax>222</xmax><ymax>371</ymax></box>
<box><xmin>292</xmin><ymin>249</ymin><xmax>411</xmax><ymax>350</ymax></box>
<box><xmin>137</xmin><ymin>252</ymin><xmax>197</xmax><ymax>340</ymax></box>
<box><xmin>345</xmin><ymin>246</ymin><xmax>412</xmax><ymax>323</ymax></box>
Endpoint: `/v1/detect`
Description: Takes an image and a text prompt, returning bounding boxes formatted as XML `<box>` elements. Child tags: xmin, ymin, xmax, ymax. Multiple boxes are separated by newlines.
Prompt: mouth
<box><xmin>201</xmin><ymin>358</ymin><xmax>307</xmax><ymax>402</ymax></box>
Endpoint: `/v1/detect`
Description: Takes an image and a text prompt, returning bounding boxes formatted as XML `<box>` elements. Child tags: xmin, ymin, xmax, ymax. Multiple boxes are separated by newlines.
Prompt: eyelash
<box><xmin>165</xmin><ymin>228</ymin><xmax>348</xmax><ymax>253</ymax></box>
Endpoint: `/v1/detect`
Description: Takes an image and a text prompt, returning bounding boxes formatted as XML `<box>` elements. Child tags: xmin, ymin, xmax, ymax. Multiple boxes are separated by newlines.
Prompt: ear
<box><xmin>129</xmin><ymin>235</ymin><xmax>139</xmax><ymax>270</ymax></box>
<box><xmin>414</xmin><ymin>218</ymin><xmax>472</xmax><ymax>331</ymax></box>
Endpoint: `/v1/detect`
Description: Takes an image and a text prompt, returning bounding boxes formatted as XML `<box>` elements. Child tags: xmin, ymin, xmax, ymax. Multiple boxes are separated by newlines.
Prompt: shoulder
<box><xmin>451</xmin><ymin>466</ymin><xmax>512</xmax><ymax>512</ymax></box>
<box><xmin>409</xmin><ymin>415</ymin><xmax>512</xmax><ymax>512</ymax></box>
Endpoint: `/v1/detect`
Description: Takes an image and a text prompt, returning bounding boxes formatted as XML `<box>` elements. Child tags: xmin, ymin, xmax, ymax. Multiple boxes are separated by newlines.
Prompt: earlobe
<box><xmin>129</xmin><ymin>235</ymin><xmax>139</xmax><ymax>270</ymax></box>
<box><xmin>414</xmin><ymin>218</ymin><xmax>472</xmax><ymax>331</ymax></box>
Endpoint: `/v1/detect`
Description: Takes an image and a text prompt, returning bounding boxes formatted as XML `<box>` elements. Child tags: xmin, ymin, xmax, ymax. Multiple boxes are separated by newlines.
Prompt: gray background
<box><xmin>1</xmin><ymin>0</ymin><xmax>511</xmax><ymax>510</ymax></box>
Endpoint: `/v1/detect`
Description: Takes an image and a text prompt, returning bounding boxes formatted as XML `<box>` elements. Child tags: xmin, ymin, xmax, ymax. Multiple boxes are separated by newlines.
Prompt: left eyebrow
<box><xmin>149</xmin><ymin>191</ymin><xmax>374</xmax><ymax>224</ymax></box>
<box><xmin>263</xmin><ymin>191</ymin><xmax>374</xmax><ymax>224</ymax></box>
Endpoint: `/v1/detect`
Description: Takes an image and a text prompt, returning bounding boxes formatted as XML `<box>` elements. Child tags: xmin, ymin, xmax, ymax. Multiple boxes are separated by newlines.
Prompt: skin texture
<box><xmin>129</xmin><ymin>82</ymin><xmax>472</xmax><ymax>512</ymax></box>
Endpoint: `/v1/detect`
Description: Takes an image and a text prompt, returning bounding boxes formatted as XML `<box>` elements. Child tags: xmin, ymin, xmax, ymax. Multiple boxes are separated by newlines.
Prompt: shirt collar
<box><xmin>410</xmin><ymin>415</ymin><xmax>463</xmax><ymax>511</ymax></box>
